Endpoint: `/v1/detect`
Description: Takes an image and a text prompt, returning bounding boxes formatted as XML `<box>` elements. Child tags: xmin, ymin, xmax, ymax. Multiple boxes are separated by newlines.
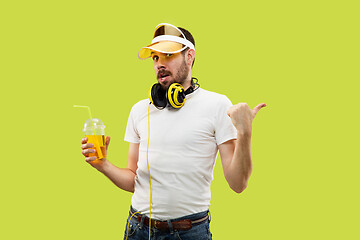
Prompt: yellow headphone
<box><xmin>149</xmin><ymin>78</ymin><xmax>199</xmax><ymax>109</ymax></box>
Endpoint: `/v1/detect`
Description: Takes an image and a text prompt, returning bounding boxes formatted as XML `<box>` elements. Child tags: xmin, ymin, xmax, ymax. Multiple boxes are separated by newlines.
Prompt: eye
<box><xmin>166</xmin><ymin>53</ymin><xmax>173</xmax><ymax>57</ymax></box>
<box><xmin>152</xmin><ymin>55</ymin><xmax>159</xmax><ymax>61</ymax></box>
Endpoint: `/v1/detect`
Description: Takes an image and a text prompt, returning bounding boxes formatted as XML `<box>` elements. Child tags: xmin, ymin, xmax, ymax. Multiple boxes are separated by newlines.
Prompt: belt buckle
<box><xmin>154</xmin><ymin>220</ymin><xmax>167</xmax><ymax>231</ymax></box>
<box><xmin>153</xmin><ymin>220</ymin><xmax>159</xmax><ymax>229</ymax></box>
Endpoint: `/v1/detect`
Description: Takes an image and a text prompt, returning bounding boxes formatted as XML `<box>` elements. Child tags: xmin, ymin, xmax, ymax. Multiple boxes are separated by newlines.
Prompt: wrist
<box><xmin>98</xmin><ymin>158</ymin><xmax>112</xmax><ymax>174</ymax></box>
<box><xmin>236</xmin><ymin>130</ymin><xmax>251</xmax><ymax>140</ymax></box>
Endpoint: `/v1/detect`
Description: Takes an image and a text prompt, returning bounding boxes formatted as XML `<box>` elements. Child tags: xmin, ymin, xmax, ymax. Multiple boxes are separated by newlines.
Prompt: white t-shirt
<box><xmin>124</xmin><ymin>88</ymin><xmax>237</xmax><ymax>220</ymax></box>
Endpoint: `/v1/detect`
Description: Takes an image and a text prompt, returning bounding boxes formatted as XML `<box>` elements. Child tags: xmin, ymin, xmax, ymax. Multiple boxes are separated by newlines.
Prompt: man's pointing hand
<box><xmin>227</xmin><ymin>103</ymin><xmax>267</xmax><ymax>136</ymax></box>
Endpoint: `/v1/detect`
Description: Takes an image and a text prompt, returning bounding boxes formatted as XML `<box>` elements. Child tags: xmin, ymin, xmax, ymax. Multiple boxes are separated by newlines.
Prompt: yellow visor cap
<box><xmin>138</xmin><ymin>41</ymin><xmax>185</xmax><ymax>59</ymax></box>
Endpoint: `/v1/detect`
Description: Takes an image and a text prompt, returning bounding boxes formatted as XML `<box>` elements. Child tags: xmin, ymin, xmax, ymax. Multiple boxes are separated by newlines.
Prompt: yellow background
<box><xmin>1</xmin><ymin>0</ymin><xmax>359</xmax><ymax>239</ymax></box>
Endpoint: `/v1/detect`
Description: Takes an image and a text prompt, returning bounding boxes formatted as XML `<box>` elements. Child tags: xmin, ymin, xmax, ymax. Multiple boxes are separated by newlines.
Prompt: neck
<box><xmin>181</xmin><ymin>72</ymin><xmax>193</xmax><ymax>90</ymax></box>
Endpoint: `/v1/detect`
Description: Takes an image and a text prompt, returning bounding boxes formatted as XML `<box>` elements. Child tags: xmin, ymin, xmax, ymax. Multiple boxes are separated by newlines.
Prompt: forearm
<box><xmin>227</xmin><ymin>133</ymin><xmax>253</xmax><ymax>193</ymax></box>
<box><xmin>99</xmin><ymin>160</ymin><xmax>136</xmax><ymax>193</ymax></box>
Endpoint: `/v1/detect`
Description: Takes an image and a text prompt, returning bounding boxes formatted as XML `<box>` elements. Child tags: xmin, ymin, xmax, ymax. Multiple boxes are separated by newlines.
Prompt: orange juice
<box><xmin>86</xmin><ymin>135</ymin><xmax>106</xmax><ymax>162</ymax></box>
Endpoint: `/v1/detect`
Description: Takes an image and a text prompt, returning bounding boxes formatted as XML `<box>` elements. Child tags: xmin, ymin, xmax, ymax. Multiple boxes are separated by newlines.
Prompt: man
<box><xmin>80</xmin><ymin>23</ymin><xmax>266</xmax><ymax>240</ymax></box>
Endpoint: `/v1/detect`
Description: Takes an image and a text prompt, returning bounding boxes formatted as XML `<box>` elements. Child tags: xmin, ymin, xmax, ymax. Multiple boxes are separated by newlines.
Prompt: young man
<box><xmin>80</xmin><ymin>23</ymin><xmax>266</xmax><ymax>240</ymax></box>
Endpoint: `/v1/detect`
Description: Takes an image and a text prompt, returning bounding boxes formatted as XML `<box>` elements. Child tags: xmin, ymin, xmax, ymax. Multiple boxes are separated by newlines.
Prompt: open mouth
<box><xmin>158</xmin><ymin>70</ymin><xmax>171</xmax><ymax>81</ymax></box>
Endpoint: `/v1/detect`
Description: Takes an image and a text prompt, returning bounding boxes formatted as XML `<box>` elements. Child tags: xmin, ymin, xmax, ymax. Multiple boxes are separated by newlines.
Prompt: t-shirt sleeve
<box><xmin>214</xmin><ymin>96</ymin><xmax>237</xmax><ymax>145</ymax></box>
<box><xmin>124</xmin><ymin>105</ymin><xmax>140</xmax><ymax>143</ymax></box>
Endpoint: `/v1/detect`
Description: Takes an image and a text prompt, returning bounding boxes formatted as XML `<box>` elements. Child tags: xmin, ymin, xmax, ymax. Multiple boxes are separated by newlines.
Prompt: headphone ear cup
<box><xmin>149</xmin><ymin>83</ymin><xmax>167</xmax><ymax>109</ymax></box>
<box><xmin>177</xmin><ymin>91</ymin><xmax>186</xmax><ymax>103</ymax></box>
<box><xmin>167</xmin><ymin>83</ymin><xmax>186</xmax><ymax>109</ymax></box>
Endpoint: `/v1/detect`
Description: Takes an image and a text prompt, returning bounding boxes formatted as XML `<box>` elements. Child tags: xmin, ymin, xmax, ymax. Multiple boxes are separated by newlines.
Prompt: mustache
<box><xmin>157</xmin><ymin>69</ymin><xmax>172</xmax><ymax>79</ymax></box>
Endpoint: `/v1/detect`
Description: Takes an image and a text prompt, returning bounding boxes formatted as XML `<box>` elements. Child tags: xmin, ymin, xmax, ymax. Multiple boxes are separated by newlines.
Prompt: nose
<box><xmin>157</xmin><ymin>64</ymin><xmax>165</xmax><ymax>70</ymax></box>
<box><xmin>156</xmin><ymin>56</ymin><xmax>167</xmax><ymax>70</ymax></box>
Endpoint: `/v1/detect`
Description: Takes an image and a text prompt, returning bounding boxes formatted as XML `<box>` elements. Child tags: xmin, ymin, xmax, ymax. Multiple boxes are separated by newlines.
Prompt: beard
<box><xmin>157</xmin><ymin>59</ymin><xmax>189</xmax><ymax>90</ymax></box>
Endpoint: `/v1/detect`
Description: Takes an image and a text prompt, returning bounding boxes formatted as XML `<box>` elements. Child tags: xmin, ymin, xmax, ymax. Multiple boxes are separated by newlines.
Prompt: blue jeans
<box><xmin>123</xmin><ymin>206</ymin><xmax>212</xmax><ymax>240</ymax></box>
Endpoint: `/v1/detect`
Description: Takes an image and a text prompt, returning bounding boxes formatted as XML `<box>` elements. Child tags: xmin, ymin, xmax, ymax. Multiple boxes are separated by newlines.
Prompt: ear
<box><xmin>186</xmin><ymin>49</ymin><xmax>195</xmax><ymax>66</ymax></box>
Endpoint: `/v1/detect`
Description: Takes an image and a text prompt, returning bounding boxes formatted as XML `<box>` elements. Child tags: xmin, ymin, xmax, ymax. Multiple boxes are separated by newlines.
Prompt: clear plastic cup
<box><xmin>83</xmin><ymin>118</ymin><xmax>106</xmax><ymax>162</ymax></box>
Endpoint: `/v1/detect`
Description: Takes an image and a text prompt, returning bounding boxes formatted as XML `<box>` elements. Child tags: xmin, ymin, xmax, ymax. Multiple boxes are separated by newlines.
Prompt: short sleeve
<box><xmin>214</xmin><ymin>96</ymin><xmax>237</xmax><ymax>145</ymax></box>
<box><xmin>124</xmin><ymin>105</ymin><xmax>140</xmax><ymax>143</ymax></box>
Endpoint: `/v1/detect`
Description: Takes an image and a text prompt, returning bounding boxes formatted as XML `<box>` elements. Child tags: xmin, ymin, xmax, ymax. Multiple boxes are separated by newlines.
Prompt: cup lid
<box><xmin>82</xmin><ymin>118</ymin><xmax>105</xmax><ymax>132</ymax></box>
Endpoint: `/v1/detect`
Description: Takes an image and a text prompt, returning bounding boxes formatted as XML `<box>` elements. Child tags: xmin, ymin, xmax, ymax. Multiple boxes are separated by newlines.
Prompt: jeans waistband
<box><xmin>130</xmin><ymin>205</ymin><xmax>210</xmax><ymax>222</ymax></box>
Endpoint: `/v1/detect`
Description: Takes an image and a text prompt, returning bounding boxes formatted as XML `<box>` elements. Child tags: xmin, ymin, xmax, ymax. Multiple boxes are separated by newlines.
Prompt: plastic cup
<box><xmin>83</xmin><ymin>118</ymin><xmax>106</xmax><ymax>162</ymax></box>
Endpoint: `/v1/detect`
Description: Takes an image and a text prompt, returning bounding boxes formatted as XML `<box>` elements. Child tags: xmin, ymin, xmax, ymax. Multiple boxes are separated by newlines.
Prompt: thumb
<box><xmin>252</xmin><ymin>103</ymin><xmax>267</xmax><ymax>118</ymax></box>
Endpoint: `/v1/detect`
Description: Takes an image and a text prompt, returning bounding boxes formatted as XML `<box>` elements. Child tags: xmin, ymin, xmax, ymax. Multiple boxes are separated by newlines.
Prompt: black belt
<box><xmin>130</xmin><ymin>210</ymin><xmax>209</xmax><ymax>231</ymax></box>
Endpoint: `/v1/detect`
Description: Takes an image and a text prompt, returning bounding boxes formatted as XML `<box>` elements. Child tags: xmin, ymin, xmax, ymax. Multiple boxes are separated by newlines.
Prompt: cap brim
<box><xmin>138</xmin><ymin>41</ymin><xmax>186</xmax><ymax>59</ymax></box>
